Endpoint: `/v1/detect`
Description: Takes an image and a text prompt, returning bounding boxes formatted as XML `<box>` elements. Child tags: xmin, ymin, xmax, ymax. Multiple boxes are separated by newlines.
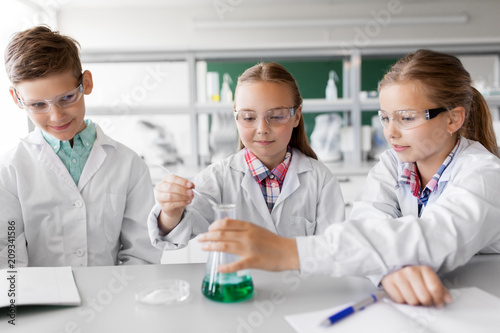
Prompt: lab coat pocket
<box><xmin>103</xmin><ymin>193</ymin><xmax>127</xmax><ymax>244</ymax></box>
<box><xmin>289</xmin><ymin>216</ymin><xmax>316</xmax><ymax>236</ymax></box>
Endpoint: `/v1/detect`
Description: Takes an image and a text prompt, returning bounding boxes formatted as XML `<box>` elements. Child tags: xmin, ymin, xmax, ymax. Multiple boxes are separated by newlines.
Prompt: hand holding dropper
<box><xmin>156</xmin><ymin>163</ymin><xmax>218</xmax><ymax>207</ymax></box>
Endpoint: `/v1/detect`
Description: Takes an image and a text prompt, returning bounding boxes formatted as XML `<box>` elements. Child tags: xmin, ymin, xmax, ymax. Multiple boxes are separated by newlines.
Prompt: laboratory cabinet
<box><xmin>82</xmin><ymin>44</ymin><xmax>500</xmax><ymax>174</ymax></box>
<box><xmin>336</xmin><ymin>174</ymin><xmax>367</xmax><ymax>218</ymax></box>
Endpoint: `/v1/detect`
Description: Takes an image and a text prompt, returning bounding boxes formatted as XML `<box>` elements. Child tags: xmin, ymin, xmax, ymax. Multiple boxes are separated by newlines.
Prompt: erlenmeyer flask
<box><xmin>201</xmin><ymin>204</ymin><xmax>254</xmax><ymax>302</ymax></box>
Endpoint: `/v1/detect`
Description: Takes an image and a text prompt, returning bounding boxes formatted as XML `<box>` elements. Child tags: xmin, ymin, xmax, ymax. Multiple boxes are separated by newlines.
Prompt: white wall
<box><xmin>0</xmin><ymin>2</ymin><xmax>40</xmax><ymax>155</ymax></box>
<box><xmin>55</xmin><ymin>0</ymin><xmax>500</xmax><ymax>52</ymax></box>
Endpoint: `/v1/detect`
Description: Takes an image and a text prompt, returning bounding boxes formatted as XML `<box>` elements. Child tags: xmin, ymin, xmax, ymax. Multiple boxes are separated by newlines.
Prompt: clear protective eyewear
<box><xmin>378</xmin><ymin>107</ymin><xmax>449</xmax><ymax>130</ymax></box>
<box><xmin>14</xmin><ymin>82</ymin><xmax>84</xmax><ymax>114</ymax></box>
<box><xmin>233</xmin><ymin>107</ymin><xmax>297</xmax><ymax>128</ymax></box>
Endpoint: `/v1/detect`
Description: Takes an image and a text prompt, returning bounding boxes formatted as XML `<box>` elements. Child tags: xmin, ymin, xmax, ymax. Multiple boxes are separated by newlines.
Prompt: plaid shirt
<box><xmin>399</xmin><ymin>138</ymin><xmax>461</xmax><ymax>216</ymax></box>
<box><xmin>244</xmin><ymin>147</ymin><xmax>292</xmax><ymax>213</ymax></box>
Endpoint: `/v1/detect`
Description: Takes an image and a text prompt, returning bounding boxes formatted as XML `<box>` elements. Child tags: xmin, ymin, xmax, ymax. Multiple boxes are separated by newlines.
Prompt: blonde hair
<box><xmin>234</xmin><ymin>62</ymin><xmax>317</xmax><ymax>159</ymax></box>
<box><xmin>379</xmin><ymin>49</ymin><xmax>499</xmax><ymax>157</ymax></box>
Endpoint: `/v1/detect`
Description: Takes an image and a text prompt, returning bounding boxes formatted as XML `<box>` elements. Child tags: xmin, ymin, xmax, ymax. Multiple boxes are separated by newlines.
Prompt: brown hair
<box><xmin>5</xmin><ymin>25</ymin><xmax>82</xmax><ymax>84</ymax></box>
<box><xmin>234</xmin><ymin>62</ymin><xmax>317</xmax><ymax>159</ymax></box>
<box><xmin>379</xmin><ymin>49</ymin><xmax>499</xmax><ymax>157</ymax></box>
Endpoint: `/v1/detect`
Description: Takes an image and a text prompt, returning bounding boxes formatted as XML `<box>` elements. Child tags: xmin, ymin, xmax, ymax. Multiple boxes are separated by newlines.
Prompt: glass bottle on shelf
<box><xmin>201</xmin><ymin>204</ymin><xmax>254</xmax><ymax>303</ymax></box>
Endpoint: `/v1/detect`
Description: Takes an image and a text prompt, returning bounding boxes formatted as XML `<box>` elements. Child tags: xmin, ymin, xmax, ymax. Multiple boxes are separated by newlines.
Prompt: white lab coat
<box><xmin>148</xmin><ymin>148</ymin><xmax>345</xmax><ymax>249</ymax></box>
<box><xmin>296</xmin><ymin>138</ymin><xmax>500</xmax><ymax>278</ymax></box>
<box><xmin>0</xmin><ymin>125</ymin><xmax>162</xmax><ymax>268</ymax></box>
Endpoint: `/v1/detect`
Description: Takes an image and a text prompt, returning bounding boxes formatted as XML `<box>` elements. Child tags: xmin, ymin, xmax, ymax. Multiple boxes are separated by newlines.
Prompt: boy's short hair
<box><xmin>4</xmin><ymin>25</ymin><xmax>82</xmax><ymax>84</ymax></box>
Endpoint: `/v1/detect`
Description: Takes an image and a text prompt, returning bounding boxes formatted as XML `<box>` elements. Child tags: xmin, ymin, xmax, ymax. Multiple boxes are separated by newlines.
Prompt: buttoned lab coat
<box><xmin>148</xmin><ymin>148</ymin><xmax>345</xmax><ymax>250</ymax></box>
<box><xmin>296</xmin><ymin>138</ymin><xmax>500</xmax><ymax>278</ymax></box>
<box><xmin>0</xmin><ymin>125</ymin><xmax>162</xmax><ymax>268</ymax></box>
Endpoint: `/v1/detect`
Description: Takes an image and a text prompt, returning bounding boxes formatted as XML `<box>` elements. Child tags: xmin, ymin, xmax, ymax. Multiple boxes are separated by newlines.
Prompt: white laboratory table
<box><xmin>2</xmin><ymin>254</ymin><xmax>499</xmax><ymax>333</ymax></box>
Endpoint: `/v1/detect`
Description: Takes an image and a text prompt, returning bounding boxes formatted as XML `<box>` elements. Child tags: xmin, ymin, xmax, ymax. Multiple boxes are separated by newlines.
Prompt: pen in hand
<box><xmin>320</xmin><ymin>290</ymin><xmax>387</xmax><ymax>327</ymax></box>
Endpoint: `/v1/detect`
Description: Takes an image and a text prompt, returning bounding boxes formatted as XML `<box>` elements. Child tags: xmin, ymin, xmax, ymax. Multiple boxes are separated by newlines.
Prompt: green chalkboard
<box><xmin>361</xmin><ymin>58</ymin><xmax>399</xmax><ymax>126</ymax></box>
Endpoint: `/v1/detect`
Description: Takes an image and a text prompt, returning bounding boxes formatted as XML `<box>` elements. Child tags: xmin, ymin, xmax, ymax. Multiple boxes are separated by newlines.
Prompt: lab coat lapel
<box><xmin>78</xmin><ymin>125</ymin><xmax>109</xmax><ymax>191</ymax></box>
<box><xmin>274</xmin><ymin>165</ymin><xmax>299</xmax><ymax>208</ymax></box>
<box><xmin>27</xmin><ymin>129</ymin><xmax>78</xmax><ymax>191</ymax></box>
<box><xmin>395</xmin><ymin>160</ymin><xmax>420</xmax><ymax>217</ymax></box>
<box><xmin>240</xmin><ymin>169</ymin><xmax>278</xmax><ymax>233</ymax></box>
<box><xmin>38</xmin><ymin>142</ymin><xmax>78</xmax><ymax>191</ymax></box>
<box><xmin>397</xmin><ymin>185</ymin><xmax>419</xmax><ymax>217</ymax></box>
<box><xmin>274</xmin><ymin>149</ymin><xmax>303</xmax><ymax>209</ymax></box>
<box><xmin>78</xmin><ymin>142</ymin><xmax>105</xmax><ymax>191</ymax></box>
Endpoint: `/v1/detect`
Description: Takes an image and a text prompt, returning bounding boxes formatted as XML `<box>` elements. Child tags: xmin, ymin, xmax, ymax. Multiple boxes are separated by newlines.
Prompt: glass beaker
<box><xmin>201</xmin><ymin>204</ymin><xmax>254</xmax><ymax>303</ymax></box>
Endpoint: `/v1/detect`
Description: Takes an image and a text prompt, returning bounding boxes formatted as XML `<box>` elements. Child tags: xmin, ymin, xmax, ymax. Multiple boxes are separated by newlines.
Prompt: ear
<box><xmin>82</xmin><ymin>70</ymin><xmax>93</xmax><ymax>95</ymax></box>
<box><xmin>447</xmin><ymin>106</ymin><xmax>465</xmax><ymax>134</ymax></box>
<box><xmin>292</xmin><ymin>106</ymin><xmax>302</xmax><ymax>128</ymax></box>
<box><xmin>9</xmin><ymin>87</ymin><xmax>24</xmax><ymax>109</ymax></box>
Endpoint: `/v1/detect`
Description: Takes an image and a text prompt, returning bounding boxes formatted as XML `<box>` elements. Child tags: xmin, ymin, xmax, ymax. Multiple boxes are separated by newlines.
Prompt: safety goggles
<box><xmin>233</xmin><ymin>107</ymin><xmax>297</xmax><ymax>128</ymax></box>
<box><xmin>378</xmin><ymin>107</ymin><xmax>449</xmax><ymax>130</ymax></box>
<box><xmin>14</xmin><ymin>82</ymin><xmax>84</xmax><ymax>114</ymax></box>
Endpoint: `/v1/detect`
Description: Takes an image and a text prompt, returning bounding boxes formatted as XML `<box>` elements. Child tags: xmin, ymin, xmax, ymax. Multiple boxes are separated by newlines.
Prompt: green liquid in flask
<box><xmin>201</xmin><ymin>273</ymin><xmax>254</xmax><ymax>303</ymax></box>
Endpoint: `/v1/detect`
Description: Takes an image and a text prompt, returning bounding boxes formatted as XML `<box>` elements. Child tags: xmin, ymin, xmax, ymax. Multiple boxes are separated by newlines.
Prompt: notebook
<box><xmin>0</xmin><ymin>266</ymin><xmax>81</xmax><ymax>308</ymax></box>
<box><xmin>285</xmin><ymin>287</ymin><xmax>500</xmax><ymax>333</ymax></box>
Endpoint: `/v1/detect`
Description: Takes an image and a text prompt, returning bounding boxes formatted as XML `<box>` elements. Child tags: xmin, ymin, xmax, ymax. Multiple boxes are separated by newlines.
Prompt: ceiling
<box><xmin>20</xmin><ymin>0</ymin><xmax>433</xmax><ymax>10</ymax></box>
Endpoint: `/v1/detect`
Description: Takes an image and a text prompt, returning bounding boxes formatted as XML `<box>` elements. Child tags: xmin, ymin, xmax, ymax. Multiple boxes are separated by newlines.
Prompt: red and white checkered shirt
<box><xmin>399</xmin><ymin>137</ymin><xmax>461</xmax><ymax>216</ymax></box>
<box><xmin>244</xmin><ymin>147</ymin><xmax>292</xmax><ymax>212</ymax></box>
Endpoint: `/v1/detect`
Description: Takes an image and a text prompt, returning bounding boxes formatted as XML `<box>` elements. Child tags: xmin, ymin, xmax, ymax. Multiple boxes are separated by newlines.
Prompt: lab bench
<box><xmin>3</xmin><ymin>254</ymin><xmax>499</xmax><ymax>333</ymax></box>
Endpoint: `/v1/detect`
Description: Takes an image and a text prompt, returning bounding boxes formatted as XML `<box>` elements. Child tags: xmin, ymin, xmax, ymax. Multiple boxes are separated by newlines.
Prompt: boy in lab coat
<box><xmin>0</xmin><ymin>26</ymin><xmax>162</xmax><ymax>267</ymax></box>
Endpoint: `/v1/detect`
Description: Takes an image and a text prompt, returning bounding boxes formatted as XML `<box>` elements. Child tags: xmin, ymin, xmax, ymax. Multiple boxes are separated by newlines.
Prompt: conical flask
<box><xmin>201</xmin><ymin>204</ymin><xmax>254</xmax><ymax>302</ymax></box>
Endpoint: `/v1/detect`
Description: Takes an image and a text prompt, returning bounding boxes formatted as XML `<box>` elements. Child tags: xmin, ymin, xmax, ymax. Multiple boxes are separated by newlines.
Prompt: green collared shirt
<box><xmin>42</xmin><ymin>119</ymin><xmax>97</xmax><ymax>185</ymax></box>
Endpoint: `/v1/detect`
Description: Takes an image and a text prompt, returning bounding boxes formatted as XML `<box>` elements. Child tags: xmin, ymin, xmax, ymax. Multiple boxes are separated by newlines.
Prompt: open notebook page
<box><xmin>285</xmin><ymin>287</ymin><xmax>500</xmax><ymax>333</ymax></box>
<box><xmin>1</xmin><ymin>266</ymin><xmax>81</xmax><ymax>308</ymax></box>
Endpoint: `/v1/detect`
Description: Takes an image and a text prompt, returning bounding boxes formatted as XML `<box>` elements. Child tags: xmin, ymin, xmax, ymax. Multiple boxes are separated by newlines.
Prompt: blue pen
<box><xmin>319</xmin><ymin>290</ymin><xmax>387</xmax><ymax>327</ymax></box>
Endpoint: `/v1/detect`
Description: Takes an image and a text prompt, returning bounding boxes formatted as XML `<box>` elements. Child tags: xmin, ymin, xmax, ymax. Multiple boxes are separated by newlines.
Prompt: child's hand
<box><xmin>155</xmin><ymin>175</ymin><xmax>195</xmax><ymax>234</ymax></box>
<box><xmin>198</xmin><ymin>219</ymin><xmax>300</xmax><ymax>272</ymax></box>
<box><xmin>381</xmin><ymin>266</ymin><xmax>453</xmax><ymax>307</ymax></box>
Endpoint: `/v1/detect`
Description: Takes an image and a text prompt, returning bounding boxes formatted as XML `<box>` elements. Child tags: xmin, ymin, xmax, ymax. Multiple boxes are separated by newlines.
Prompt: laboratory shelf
<box><xmin>195</xmin><ymin>103</ymin><xmax>233</xmax><ymax>113</ymax></box>
<box><xmin>82</xmin><ymin>43</ymin><xmax>500</xmax><ymax>171</ymax></box>
<box><xmin>485</xmin><ymin>95</ymin><xmax>500</xmax><ymax>107</ymax></box>
<box><xmin>360</xmin><ymin>98</ymin><xmax>381</xmax><ymax>111</ymax></box>
<box><xmin>324</xmin><ymin>160</ymin><xmax>377</xmax><ymax>177</ymax></box>
<box><xmin>360</xmin><ymin>96</ymin><xmax>500</xmax><ymax>111</ymax></box>
<box><xmin>86</xmin><ymin>105</ymin><xmax>191</xmax><ymax>115</ymax></box>
<box><xmin>195</xmin><ymin>99</ymin><xmax>356</xmax><ymax>114</ymax></box>
<box><xmin>302</xmin><ymin>98</ymin><xmax>354</xmax><ymax>112</ymax></box>
<box><xmin>85</xmin><ymin>95</ymin><xmax>497</xmax><ymax>117</ymax></box>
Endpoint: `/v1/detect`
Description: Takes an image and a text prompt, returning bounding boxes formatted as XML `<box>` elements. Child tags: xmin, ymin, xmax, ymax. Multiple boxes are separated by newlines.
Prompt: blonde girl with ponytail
<box><xmin>149</xmin><ymin>62</ymin><xmax>345</xmax><ymax>254</ymax></box>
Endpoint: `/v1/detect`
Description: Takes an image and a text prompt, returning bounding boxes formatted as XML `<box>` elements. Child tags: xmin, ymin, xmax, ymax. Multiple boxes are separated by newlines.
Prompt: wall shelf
<box><xmin>82</xmin><ymin>44</ymin><xmax>500</xmax><ymax>170</ymax></box>
<box><xmin>86</xmin><ymin>105</ymin><xmax>191</xmax><ymax>116</ymax></box>
<box><xmin>485</xmin><ymin>95</ymin><xmax>500</xmax><ymax>107</ymax></box>
<box><xmin>302</xmin><ymin>99</ymin><xmax>355</xmax><ymax>112</ymax></box>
